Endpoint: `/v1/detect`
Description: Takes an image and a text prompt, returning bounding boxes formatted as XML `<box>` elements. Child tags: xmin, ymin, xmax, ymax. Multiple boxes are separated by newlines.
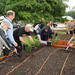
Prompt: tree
<box><xmin>65</xmin><ymin>11</ymin><xmax>75</xmax><ymax>19</ymax></box>
<box><xmin>0</xmin><ymin>0</ymin><xmax>68</xmax><ymax>23</ymax></box>
<box><xmin>0</xmin><ymin>0</ymin><xmax>6</xmax><ymax>15</ymax></box>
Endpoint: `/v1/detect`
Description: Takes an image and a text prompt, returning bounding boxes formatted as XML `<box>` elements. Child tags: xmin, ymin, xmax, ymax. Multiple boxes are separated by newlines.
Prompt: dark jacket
<box><xmin>38</xmin><ymin>27</ymin><xmax>52</xmax><ymax>41</ymax></box>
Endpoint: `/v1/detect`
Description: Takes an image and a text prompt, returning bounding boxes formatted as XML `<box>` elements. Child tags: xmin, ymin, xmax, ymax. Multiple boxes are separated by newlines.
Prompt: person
<box><xmin>39</xmin><ymin>18</ymin><xmax>45</xmax><ymax>29</ymax></box>
<box><xmin>66</xmin><ymin>22</ymin><xmax>75</xmax><ymax>34</ymax></box>
<box><xmin>13</xmin><ymin>24</ymin><xmax>34</xmax><ymax>53</ymax></box>
<box><xmin>66</xmin><ymin>24</ymin><xmax>75</xmax><ymax>50</ymax></box>
<box><xmin>34</xmin><ymin>24</ymin><xmax>40</xmax><ymax>34</ymax></box>
<box><xmin>47</xmin><ymin>21</ymin><xmax>54</xmax><ymax>34</ymax></box>
<box><xmin>0</xmin><ymin>10</ymin><xmax>17</xmax><ymax>56</ymax></box>
<box><xmin>34</xmin><ymin>18</ymin><xmax>45</xmax><ymax>34</ymax></box>
<box><xmin>38</xmin><ymin>25</ymin><xmax>52</xmax><ymax>42</ymax></box>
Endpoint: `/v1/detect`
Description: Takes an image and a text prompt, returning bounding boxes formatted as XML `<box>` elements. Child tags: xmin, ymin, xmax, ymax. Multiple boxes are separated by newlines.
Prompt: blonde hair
<box><xmin>48</xmin><ymin>21</ymin><xmax>53</xmax><ymax>27</ymax></box>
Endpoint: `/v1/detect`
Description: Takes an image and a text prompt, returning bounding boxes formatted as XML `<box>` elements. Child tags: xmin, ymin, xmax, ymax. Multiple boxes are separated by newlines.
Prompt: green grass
<box><xmin>54</xmin><ymin>31</ymin><xmax>66</xmax><ymax>34</ymax></box>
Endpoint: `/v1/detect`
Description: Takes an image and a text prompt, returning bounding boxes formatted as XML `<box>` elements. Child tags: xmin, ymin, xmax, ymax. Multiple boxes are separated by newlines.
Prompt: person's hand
<box><xmin>1</xmin><ymin>24</ymin><xmax>8</xmax><ymax>30</ymax></box>
<box><xmin>47</xmin><ymin>38</ymin><xmax>50</xmax><ymax>42</ymax></box>
<box><xmin>14</xmin><ymin>43</ymin><xmax>18</xmax><ymax>47</ymax></box>
<box><xmin>67</xmin><ymin>41</ymin><xmax>70</xmax><ymax>45</ymax></box>
<box><xmin>24</xmin><ymin>43</ymin><xmax>28</xmax><ymax>47</ymax></box>
<box><xmin>39</xmin><ymin>40</ymin><xmax>41</xmax><ymax>43</ymax></box>
<box><xmin>13</xmin><ymin>48</ymin><xmax>17</xmax><ymax>53</ymax></box>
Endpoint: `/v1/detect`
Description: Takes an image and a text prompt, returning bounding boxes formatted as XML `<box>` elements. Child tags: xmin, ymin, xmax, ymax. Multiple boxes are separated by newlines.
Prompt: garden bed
<box><xmin>51</xmin><ymin>40</ymin><xmax>75</xmax><ymax>48</ymax></box>
<box><xmin>0</xmin><ymin>34</ymin><xmax>75</xmax><ymax>75</ymax></box>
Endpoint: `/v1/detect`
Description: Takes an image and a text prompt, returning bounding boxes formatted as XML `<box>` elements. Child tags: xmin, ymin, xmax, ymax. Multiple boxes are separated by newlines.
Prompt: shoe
<box><xmin>66</xmin><ymin>46</ymin><xmax>69</xmax><ymax>50</ymax></box>
<box><xmin>16</xmin><ymin>53</ymin><xmax>21</xmax><ymax>58</ymax></box>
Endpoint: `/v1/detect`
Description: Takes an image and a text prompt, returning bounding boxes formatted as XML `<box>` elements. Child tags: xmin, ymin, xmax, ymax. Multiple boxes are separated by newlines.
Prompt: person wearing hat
<box><xmin>66</xmin><ymin>24</ymin><xmax>75</xmax><ymax>50</ymax></box>
<box><xmin>38</xmin><ymin>25</ymin><xmax>52</xmax><ymax>42</ymax></box>
<box><xmin>66</xmin><ymin>22</ymin><xmax>75</xmax><ymax>34</ymax></box>
<box><xmin>0</xmin><ymin>10</ymin><xmax>17</xmax><ymax>56</ymax></box>
<box><xmin>13</xmin><ymin>24</ymin><xmax>34</xmax><ymax>53</ymax></box>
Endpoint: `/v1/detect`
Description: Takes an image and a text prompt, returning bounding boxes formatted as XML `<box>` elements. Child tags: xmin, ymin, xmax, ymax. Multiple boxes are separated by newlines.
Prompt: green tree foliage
<box><xmin>0</xmin><ymin>0</ymin><xmax>68</xmax><ymax>23</ymax></box>
<box><xmin>65</xmin><ymin>11</ymin><xmax>75</xmax><ymax>19</ymax></box>
<box><xmin>0</xmin><ymin>0</ymin><xmax>6</xmax><ymax>15</ymax></box>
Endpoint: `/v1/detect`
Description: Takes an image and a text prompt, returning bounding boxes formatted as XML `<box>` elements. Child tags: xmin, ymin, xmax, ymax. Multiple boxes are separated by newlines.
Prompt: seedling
<box><xmin>51</xmin><ymin>35</ymin><xmax>60</xmax><ymax>44</ymax></box>
<box><xmin>25</xmin><ymin>45</ymin><xmax>32</xmax><ymax>52</ymax></box>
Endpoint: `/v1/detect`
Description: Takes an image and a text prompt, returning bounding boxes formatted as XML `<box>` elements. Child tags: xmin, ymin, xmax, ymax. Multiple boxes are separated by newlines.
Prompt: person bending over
<box><xmin>38</xmin><ymin>25</ymin><xmax>52</xmax><ymax>42</ymax></box>
<box><xmin>13</xmin><ymin>24</ymin><xmax>34</xmax><ymax>53</ymax></box>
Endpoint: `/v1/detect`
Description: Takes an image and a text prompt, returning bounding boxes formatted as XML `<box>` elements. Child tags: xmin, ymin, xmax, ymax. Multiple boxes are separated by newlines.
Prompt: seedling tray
<box><xmin>41</xmin><ymin>40</ymin><xmax>75</xmax><ymax>48</ymax></box>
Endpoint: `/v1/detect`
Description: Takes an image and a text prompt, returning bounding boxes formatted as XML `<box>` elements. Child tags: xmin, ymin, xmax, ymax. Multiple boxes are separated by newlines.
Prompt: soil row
<box><xmin>0</xmin><ymin>34</ymin><xmax>74</xmax><ymax>75</ymax></box>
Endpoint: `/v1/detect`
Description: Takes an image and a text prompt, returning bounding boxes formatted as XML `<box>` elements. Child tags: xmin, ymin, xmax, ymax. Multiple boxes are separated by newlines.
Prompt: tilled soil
<box><xmin>62</xmin><ymin>51</ymin><xmax>75</xmax><ymax>75</ymax></box>
<box><xmin>0</xmin><ymin>34</ymin><xmax>75</xmax><ymax>75</ymax></box>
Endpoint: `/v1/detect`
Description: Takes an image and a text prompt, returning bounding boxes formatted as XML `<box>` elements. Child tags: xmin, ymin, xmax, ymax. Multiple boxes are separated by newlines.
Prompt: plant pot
<box><xmin>47</xmin><ymin>42</ymin><xmax>51</xmax><ymax>46</ymax></box>
<box><xmin>51</xmin><ymin>40</ymin><xmax>75</xmax><ymax>48</ymax></box>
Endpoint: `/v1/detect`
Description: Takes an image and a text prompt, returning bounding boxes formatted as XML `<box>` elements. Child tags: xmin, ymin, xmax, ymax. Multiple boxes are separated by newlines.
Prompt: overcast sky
<box><xmin>65</xmin><ymin>0</ymin><xmax>75</xmax><ymax>12</ymax></box>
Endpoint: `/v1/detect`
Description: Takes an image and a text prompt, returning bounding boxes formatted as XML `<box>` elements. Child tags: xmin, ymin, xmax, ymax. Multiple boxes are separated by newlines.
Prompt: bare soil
<box><xmin>0</xmin><ymin>34</ymin><xmax>75</xmax><ymax>75</ymax></box>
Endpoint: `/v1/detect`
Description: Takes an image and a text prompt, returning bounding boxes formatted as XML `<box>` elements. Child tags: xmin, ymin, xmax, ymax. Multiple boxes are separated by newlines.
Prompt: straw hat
<box><xmin>66</xmin><ymin>22</ymin><xmax>75</xmax><ymax>29</ymax></box>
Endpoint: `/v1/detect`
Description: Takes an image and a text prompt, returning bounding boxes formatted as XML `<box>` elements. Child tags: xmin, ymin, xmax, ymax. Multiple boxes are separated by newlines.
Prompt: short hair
<box><xmin>45</xmin><ymin>25</ymin><xmax>50</xmax><ymax>31</ymax></box>
<box><xmin>41</xmin><ymin>18</ymin><xmax>44</xmax><ymax>21</ymax></box>
<box><xmin>6</xmin><ymin>10</ymin><xmax>15</xmax><ymax>17</ymax></box>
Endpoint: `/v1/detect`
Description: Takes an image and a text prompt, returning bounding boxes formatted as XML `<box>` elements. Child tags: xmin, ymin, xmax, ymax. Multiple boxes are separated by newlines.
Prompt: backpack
<box><xmin>34</xmin><ymin>24</ymin><xmax>40</xmax><ymax>33</ymax></box>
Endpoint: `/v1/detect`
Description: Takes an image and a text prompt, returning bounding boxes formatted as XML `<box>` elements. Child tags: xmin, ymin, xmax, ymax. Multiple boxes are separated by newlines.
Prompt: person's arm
<box><xmin>1</xmin><ymin>24</ymin><xmax>8</xmax><ymax>30</ymax></box>
<box><xmin>68</xmin><ymin>35</ymin><xmax>74</xmax><ymax>44</ymax></box>
<box><xmin>28</xmin><ymin>36</ymin><xmax>34</xmax><ymax>42</ymax></box>
<box><xmin>68</xmin><ymin>27</ymin><xmax>74</xmax><ymax>31</ymax></box>
<box><xmin>19</xmin><ymin>36</ymin><xmax>26</xmax><ymax>44</ymax></box>
<box><xmin>6</xmin><ymin>29</ymin><xmax>18</xmax><ymax>47</ymax></box>
<box><xmin>38</xmin><ymin>34</ymin><xmax>41</xmax><ymax>42</ymax></box>
<box><xmin>47</xmin><ymin>38</ymin><xmax>50</xmax><ymax>42</ymax></box>
<box><xmin>19</xmin><ymin>36</ymin><xmax>34</xmax><ymax>44</ymax></box>
<box><xmin>38</xmin><ymin>28</ymin><xmax>44</xmax><ymax>42</ymax></box>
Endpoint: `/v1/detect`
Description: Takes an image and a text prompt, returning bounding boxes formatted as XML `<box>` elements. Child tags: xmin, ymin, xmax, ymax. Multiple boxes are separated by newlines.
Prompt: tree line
<box><xmin>0</xmin><ymin>0</ymin><xmax>68</xmax><ymax>23</ymax></box>
<box><xmin>65</xmin><ymin>11</ymin><xmax>75</xmax><ymax>20</ymax></box>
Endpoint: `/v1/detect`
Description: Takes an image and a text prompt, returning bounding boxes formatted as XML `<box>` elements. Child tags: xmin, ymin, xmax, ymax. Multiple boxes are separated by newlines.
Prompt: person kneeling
<box><xmin>38</xmin><ymin>25</ymin><xmax>52</xmax><ymax>45</ymax></box>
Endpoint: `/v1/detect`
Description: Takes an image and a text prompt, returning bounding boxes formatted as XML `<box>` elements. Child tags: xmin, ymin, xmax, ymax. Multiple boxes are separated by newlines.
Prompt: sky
<box><xmin>65</xmin><ymin>0</ymin><xmax>75</xmax><ymax>12</ymax></box>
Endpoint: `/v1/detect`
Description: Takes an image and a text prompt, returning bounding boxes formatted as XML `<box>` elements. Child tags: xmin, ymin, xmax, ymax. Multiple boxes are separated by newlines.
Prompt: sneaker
<box><xmin>66</xmin><ymin>46</ymin><xmax>69</xmax><ymax>50</ymax></box>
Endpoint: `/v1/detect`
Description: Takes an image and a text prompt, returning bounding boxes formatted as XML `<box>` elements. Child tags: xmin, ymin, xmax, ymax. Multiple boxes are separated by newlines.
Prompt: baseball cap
<box><xmin>2</xmin><ymin>19</ymin><xmax>11</xmax><ymax>29</ymax></box>
<box><xmin>25</xmin><ymin>24</ymin><xmax>34</xmax><ymax>32</ymax></box>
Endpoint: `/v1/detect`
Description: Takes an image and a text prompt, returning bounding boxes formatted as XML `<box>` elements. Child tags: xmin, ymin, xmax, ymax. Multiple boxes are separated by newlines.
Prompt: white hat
<box><xmin>2</xmin><ymin>19</ymin><xmax>11</xmax><ymax>29</ymax></box>
<box><xmin>25</xmin><ymin>24</ymin><xmax>34</xmax><ymax>32</ymax></box>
